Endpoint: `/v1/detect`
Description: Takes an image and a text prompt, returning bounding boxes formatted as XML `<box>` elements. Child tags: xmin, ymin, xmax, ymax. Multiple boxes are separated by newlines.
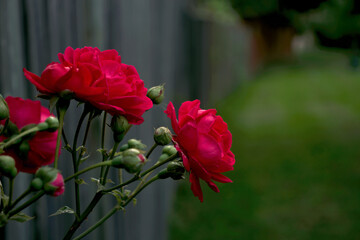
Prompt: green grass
<box><xmin>169</xmin><ymin>51</ymin><xmax>360</xmax><ymax>240</ymax></box>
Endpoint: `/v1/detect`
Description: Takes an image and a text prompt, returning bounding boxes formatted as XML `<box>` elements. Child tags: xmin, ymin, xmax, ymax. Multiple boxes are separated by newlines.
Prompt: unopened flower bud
<box><xmin>18</xmin><ymin>140</ymin><xmax>30</xmax><ymax>159</ymax></box>
<box><xmin>154</xmin><ymin>127</ymin><xmax>172</xmax><ymax>145</ymax></box>
<box><xmin>45</xmin><ymin>116</ymin><xmax>59</xmax><ymax>132</ymax></box>
<box><xmin>147</xmin><ymin>85</ymin><xmax>164</xmax><ymax>104</ymax></box>
<box><xmin>162</xmin><ymin>145</ymin><xmax>177</xmax><ymax>156</ymax></box>
<box><xmin>30</xmin><ymin>177</ymin><xmax>44</xmax><ymax>190</ymax></box>
<box><xmin>0</xmin><ymin>95</ymin><xmax>9</xmax><ymax>120</ymax></box>
<box><xmin>167</xmin><ymin>161</ymin><xmax>185</xmax><ymax>180</ymax></box>
<box><xmin>35</xmin><ymin>166</ymin><xmax>58</xmax><ymax>183</ymax></box>
<box><xmin>127</xmin><ymin>139</ymin><xmax>146</xmax><ymax>150</ymax></box>
<box><xmin>0</xmin><ymin>155</ymin><xmax>17</xmax><ymax>178</ymax></box>
<box><xmin>157</xmin><ymin>168</ymin><xmax>171</xmax><ymax>179</ymax></box>
<box><xmin>3</xmin><ymin>121</ymin><xmax>19</xmax><ymax>137</ymax></box>
<box><xmin>112</xmin><ymin>148</ymin><xmax>146</xmax><ymax>174</ymax></box>
<box><xmin>111</xmin><ymin>115</ymin><xmax>130</xmax><ymax>142</ymax></box>
<box><xmin>157</xmin><ymin>161</ymin><xmax>185</xmax><ymax>180</ymax></box>
<box><xmin>43</xmin><ymin>172</ymin><xmax>65</xmax><ymax>196</ymax></box>
<box><xmin>35</xmin><ymin>167</ymin><xmax>64</xmax><ymax>196</ymax></box>
<box><xmin>120</xmin><ymin>143</ymin><xmax>129</xmax><ymax>151</ymax></box>
<box><xmin>158</xmin><ymin>153</ymin><xmax>169</xmax><ymax>162</ymax></box>
<box><xmin>37</xmin><ymin>122</ymin><xmax>49</xmax><ymax>131</ymax></box>
<box><xmin>20</xmin><ymin>124</ymin><xmax>37</xmax><ymax>140</ymax></box>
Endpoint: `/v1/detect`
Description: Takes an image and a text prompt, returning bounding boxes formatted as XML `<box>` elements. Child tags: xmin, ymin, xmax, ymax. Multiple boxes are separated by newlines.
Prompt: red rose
<box><xmin>46</xmin><ymin>172</ymin><xmax>65</xmax><ymax>197</ymax></box>
<box><xmin>165</xmin><ymin>100</ymin><xmax>235</xmax><ymax>202</ymax></box>
<box><xmin>0</xmin><ymin>97</ymin><xmax>58</xmax><ymax>173</ymax></box>
<box><xmin>24</xmin><ymin>46</ymin><xmax>153</xmax><ymax>124</ymax></box>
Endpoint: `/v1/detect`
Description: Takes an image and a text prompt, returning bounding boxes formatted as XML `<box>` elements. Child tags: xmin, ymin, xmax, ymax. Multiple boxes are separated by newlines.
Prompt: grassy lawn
<box><xmin>168</xmin><ymin>51</ymin><xmax>360</xmax><ymax>240</ymax></box>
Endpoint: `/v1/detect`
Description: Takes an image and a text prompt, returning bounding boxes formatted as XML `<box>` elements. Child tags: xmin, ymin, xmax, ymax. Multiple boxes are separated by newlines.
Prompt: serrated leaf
<box><xmin>49</xmin><ymin>96</ymin><xmax>59</xmax><ymax>113</ymax></box>
<box><xmin>109</xmin><ymin>190</ymin><xmax>123</xmax><ymax>204</ymax></box>
<box><xmin>9</xmin><ymin>212</ymin><xmax>34</xmax><ymax>223</ymax></box>
<box><xmin>91</xmin><ymin>178</ymin><xmax>105</xmax><ymax>192</ymax></box>
<box><xmin>50</xmin><ymin>206</ymin><xmax>76</xmax><ymax>217</ymax></box>
<box><xmin>75</xmin><ymin>179</ymin><xmax>87</xmax><ymax>185</ymax></box>
<box><xmin>79</xmin><ymin>155</ymin><xmax>90</xmax><ymax>164</ymax></box>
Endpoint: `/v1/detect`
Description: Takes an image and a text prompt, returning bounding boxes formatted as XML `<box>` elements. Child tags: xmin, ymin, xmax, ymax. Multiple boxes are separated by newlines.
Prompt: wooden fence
<box><xmin>0</xmin><ymin>0</ymin><xmax>249</xmax><ymax>239</ymax></box>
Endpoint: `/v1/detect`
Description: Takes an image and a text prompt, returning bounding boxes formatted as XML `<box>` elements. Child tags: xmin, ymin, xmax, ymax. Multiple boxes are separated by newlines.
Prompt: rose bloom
<box><xmin>0</xmin><ymin>97</ymin><xmax>58</xmax><ymax>173</ymax></box>
<box><xmin>165</xmin><ymin>100</ymin><xmax>235</xmax><ymax>202</ymax></box>
<box><xmin>46</xmin><ymin>172</ymin><xmax>65</xmax><ymax>197</ymax></box>
<box><xmin>24</xmin><ymin>46</ymin><xmax>153</xmax><ymax>124</ymax></box>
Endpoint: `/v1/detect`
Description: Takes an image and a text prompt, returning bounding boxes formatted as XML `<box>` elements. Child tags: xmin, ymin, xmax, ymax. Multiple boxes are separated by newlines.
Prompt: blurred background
<box><xmin>1</xmin><ymin>0</ymin><xmax>360</xmax><ymax>239</ymax></box>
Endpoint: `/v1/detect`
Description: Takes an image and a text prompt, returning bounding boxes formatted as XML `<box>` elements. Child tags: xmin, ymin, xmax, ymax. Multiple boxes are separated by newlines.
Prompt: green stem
<box><xmin>99</xmin><ymin>112</ymin><xmax>107</xmax><ymax>180</ymax></box>
<box><xmin>8</xmin><ymin>191</ymin><xmax>44</xmax><ymax>218</ymax></box>
<box><xmin>72</xmin><ymin>109</ymin><xmax>89</xmax><ymax>218</ymax></box>
<box><xmin>5</xmin><ymin>178</ymin><xmax>15</xmax><ymax>213</ymax></box>
<box><xmin>125</xmin><ymin>175</ymin><xmax>159</xmax><ymax>206</ymax></box>
<box><xmin>146</xmin><ymin>143</ymin><xmax>158</xmax><ymax>158</ymax></box>
<box><xmin>5</xmin><ymin>187</ymin><xmax>32</xmax><ymax>213</ymax></box>
<box><xmin>101</xmin><ymin>112</ymin><xmax>107</xmax><ymax>150</ymax></box>
<box><xmin>54</xmin><ymin>107</ymin><xmax>66</xmax><ymax>168</ymax></box>
<box><xmin>140</xmin><ymin>153</ymin><xmax>178</xmax><ymax>177</ymax></box>
<box><xmin>102</xmin><ymin>175</ymin><xmax>138</xmax><ymax>193</ymax></box>
<box><xmin>101</xmin><ymin>141</ymin><xmax>120</xmax><ymax>185</ymax></box>
<box><xmin>72</xmin><ymin>207</ymin><xmax>118</xmax><ymax>240</ymax></box>
<box><xmin>73</xmin><ymin>175</ymin><xmax>160</xmax><ymax>240</ymax></box>
<box><xmin>118</xmin><ymin>169</ymin><xmax>123</xmax><ymax>192</ymax></box>
<box><xmin>0</xmin><ymin>126</ymin><xmax>40</xmax><ymax>149</ymax></box>
<box><xmin>64</xmin><ymin>161</ymin><xmax>113</xmax><ymax>183</ymax></box>
<box><xmin>102</xmin><ymin>153</ymin><xmax>177</xmax><ymax>193</ymax></box>
<box><xmin>63</xmin><ymin>192</ymin><xmax>104</xmax><ymax>240</ymax></box>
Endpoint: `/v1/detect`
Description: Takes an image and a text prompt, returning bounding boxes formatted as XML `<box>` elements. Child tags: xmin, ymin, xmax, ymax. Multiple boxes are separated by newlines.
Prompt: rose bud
<box><xmin>158</xmin><ymin>153</ymin><xmax>170</xmax><ymax>162</ymax></box>
<box><xmin>154</xmin><ymin>127</ymin><xmax>172</xmax><ymax>146</ymax></box>
<box><xmin>147</xmin><ymin>85</ymin><xmax>164</xmax><ymax>104</ymax></box>
<box><xmin>35</xmin><ymin>167</ymin><xmax>64</xmax><ymax>196</ymax></box>
<box><xmin>166</xmin><ymin>161</ymin><xmax>185</xmax><ymax>180</ymax></box>
<box><xmin>35</xmin><ymin>166</ymin><xmax>58</xmax><ymax>183</ymax></box>
<box><xmin>44</xmin><ymin>172</ymin><xmax>65</xmax><ymax>196</ymax></box>
<box><xmin>2</xmin><ymin>121</ymin><xmax>19</xmax><ymax>138</ymax></box>
<box><xmin>127</xmin><ymin>139</ymin><xmax>146</xmax><ymax>150</ymax></box>
<box><xmin>112</xmin><ymin>148</ymin><xmax>146</xmax><ymax>174</ymax></box>
<box><xmin>18</xmin><ymin>140</ymin><xmax>30</xmax><ymax>159</ymax></box>
<box><xmin>0</xmin><ymin>155</ymin><xmax>17</xmax><ymax>178</ymax></box>
<box><xmin>162</xmin><ymin>145</ymin><xmax>178</xmax><ymax>156</ymax></box>
<box><xmin>45</xmin><ymin>116</ymin><xmax>59</xmax><ymax>132</ymax></box>
<box><xmin>111</xmin><ymin>115</ymin><xmax>130</xmax><ymax>142</ymax></box>
<box><xmin>30</xmin><ymin>177</ymin><xmax>44</xmax><ymax>191</ymax></box>
<box><xmin>0</xmin><ymin>95</ymin><xmax>9</xmax><ymax>120</ymax></box>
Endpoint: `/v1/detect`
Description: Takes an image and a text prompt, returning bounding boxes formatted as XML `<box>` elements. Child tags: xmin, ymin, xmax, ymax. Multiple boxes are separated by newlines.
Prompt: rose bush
<box><xmin>24</xmin><ymin>46</ymin><xmax>153</xmax><ymax>124</ymax></box>
<box><xmin>165</xmin><ymin>100</ymin><xmax>235</xmax><ymax>202</ymax></box>
<box><xmin>0</xmin><ymin>97</ymin><xmax>58</xmax><ymax>173</ymax></box>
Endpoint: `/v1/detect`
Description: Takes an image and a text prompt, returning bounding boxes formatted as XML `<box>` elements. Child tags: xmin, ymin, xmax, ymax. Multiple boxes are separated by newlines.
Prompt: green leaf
<box><xmin>91</xmin><ymin>178</ymin><xmax>105</xmax><ymax>192</ymax></box>
<box><xmin>0</xmin><ymin>180</ymin><xmax>9</xmax><ymax>208</ymax></box>
<box><xmin>49</xmin><ymin>96</ymin><xmax>59</xmax><ymax>113</ymax></box>
<box><xmin>109</xmin><ymin>190</ymin><xmax>123</xmax><ymax>204</ymax></box>
<box><xmin>0</xmin><ymin>213</ymin><xmax>8</xmax><ymax>227</ymax></box>
<box><xmin>79</xmin><ymin>155</ymin><xmax>90</xmax><ymax>165</ymax></box>
<box><xmin>75</xmin><ymin>179</ymin><xmax>87</xmax><ymax>185</ymax></box>
<box><xmin>9</xmin><ymin>212</ymin><xmax>34</xmax><ymax>223</ymax></box>
<box><xmin>50</xmin><ymin>206</ymin><xmax>76</xmax><ymax>217</ymax></box>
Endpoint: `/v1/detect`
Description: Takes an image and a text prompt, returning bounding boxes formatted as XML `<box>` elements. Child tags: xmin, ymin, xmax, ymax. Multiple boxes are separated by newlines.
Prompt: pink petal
<box><xmin>211</xmin><ymin>173</ymin><xmax>233</xmax><ymax>183</ymax></box>
<box><xmin>190</xmin><ymin>173</ymin><xmax>203</xmax><ymax>202</ymax></box>
<box><xmin>164</xmin><ymin>102</ymin><xmax>180</xmax><ymax>134</ymax></box>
